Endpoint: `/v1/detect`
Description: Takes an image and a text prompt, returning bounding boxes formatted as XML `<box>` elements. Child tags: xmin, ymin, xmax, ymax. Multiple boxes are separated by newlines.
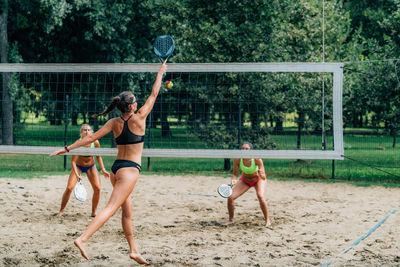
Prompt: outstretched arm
<box><xmin>50</xmin><ymin>120</ymin><xmax>114</xmax><ymax>156</ymax></box>
<box><xmin>137</xmin><ymin>60</ymin><xmax>168</xmax><ymax>118</ymax></box>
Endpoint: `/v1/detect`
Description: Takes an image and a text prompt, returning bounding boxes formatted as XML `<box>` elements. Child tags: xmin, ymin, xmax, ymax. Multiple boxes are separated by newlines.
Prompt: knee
<box><xmin>92</xmin><ymin>185</ymin><xmax>101</xmax><ymax>194</ymax></box>
<box><xmin>65</xmin><ymin>187</ymin><xmax>73</xmax><ymax>194</ymax></box>
<box><xmin>257</xmin><ymin>194</ymin><xmax>265</xmax><ymax>201</ymax></box>
<box><xmin>104</xmin><ymin>205</ymin><xmax>119</xmax><ymax>217</ymax></box>
<box><xmin>122</xmin><ymin>210</ymin><xmax>132</xmax><ymax>220</ymax></box>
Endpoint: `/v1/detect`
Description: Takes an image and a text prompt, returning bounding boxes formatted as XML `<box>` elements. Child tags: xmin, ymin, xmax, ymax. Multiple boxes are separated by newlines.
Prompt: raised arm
<box><xmin>137</xmin><ymin>60</ymin><xmax>168</xmax><ymax>118</ymax></box>
<box><xmin>50</xmin><ymin>120</ymin><xmax>114</xmax><ymax>156</ymax></box>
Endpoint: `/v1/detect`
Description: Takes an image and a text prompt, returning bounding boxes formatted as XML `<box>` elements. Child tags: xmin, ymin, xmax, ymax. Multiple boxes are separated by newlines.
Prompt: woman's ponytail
<box><xmin>91</xmin><ymin>96</ymin><xmax>121</xmax><ymax>118</ymax></box>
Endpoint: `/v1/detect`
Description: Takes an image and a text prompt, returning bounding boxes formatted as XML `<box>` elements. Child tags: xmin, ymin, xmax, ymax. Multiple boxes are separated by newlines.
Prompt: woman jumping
<box><xmin>50</xmin><ymin>60</ymin><xmax>168</xmax><ymax>264</ymax></box>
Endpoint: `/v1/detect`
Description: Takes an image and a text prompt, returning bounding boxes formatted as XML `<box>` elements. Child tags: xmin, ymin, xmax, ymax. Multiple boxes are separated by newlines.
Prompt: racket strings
<box><xmin>218</xmin><ymin>184</ymin><xmax>232</xmax><ymax>198</ymax></box>
<box><xmin>156</xmin><ymin>41</ymin><xmax>173</xmax><ymax>53</ymax></box>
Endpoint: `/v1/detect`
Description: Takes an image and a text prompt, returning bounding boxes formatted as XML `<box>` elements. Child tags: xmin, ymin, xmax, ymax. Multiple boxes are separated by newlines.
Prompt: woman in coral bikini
<box><xmin>224</xmin><ymin>142</ymin><xmax>271</xmax><ymax>227</ymax></box>
<box><xmin>50</xmin><ymin>61</ymin><xmax>168</xmax><ymax>264</ymax></box>
<box><xmin>58</xmin><ymin>124</ymin><xmax>110</xmax><ymax>217</ymax></box>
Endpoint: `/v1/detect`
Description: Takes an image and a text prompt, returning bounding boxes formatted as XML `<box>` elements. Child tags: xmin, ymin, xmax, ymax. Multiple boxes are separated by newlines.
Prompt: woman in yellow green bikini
<box><xmin>58</xmin><ymin>124</ymin><xmax>110</xmax><ymax>217</ymax></box>
<box><xmin>224</xmin><ymin>142</ymin><xmax>271</xmax><ymax>227</ymax></box>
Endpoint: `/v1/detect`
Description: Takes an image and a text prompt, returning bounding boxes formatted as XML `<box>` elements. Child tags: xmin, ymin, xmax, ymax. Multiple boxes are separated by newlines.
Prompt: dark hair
<box><xmin>92</xmin><ymin>91</ymin><xmax>135</xmax><ymax>118</ymax></box>
<box><xmin>242</xmin><ymin>141</ymin><xmax>253</xmax><ymax>149</ymax></box>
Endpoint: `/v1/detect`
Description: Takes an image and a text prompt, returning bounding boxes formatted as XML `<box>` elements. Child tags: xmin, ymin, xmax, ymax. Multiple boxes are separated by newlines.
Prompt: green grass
<box><xmin>267</xmin><ymin>175</ymin><xmax>400</xmax><ymax>188</ymax></box>
<box><xmin>1</xmin><ymin>124</ymin><xmax>400</xmax><ymax>185</ymax></box>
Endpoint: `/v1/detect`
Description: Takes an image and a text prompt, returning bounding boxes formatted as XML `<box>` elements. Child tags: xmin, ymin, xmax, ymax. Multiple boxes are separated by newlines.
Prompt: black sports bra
<box><xmin>115</xmin><ymin>114</ymin><xmax>145</xmax><ymax>145</ymax></box>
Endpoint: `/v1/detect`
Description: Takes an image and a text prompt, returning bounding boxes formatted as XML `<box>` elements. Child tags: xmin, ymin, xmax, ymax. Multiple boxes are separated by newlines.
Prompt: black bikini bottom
<box><xmin>111</xmin><ymin>159</ymin><xmax>141</xmax><ymax>175</ymax></box>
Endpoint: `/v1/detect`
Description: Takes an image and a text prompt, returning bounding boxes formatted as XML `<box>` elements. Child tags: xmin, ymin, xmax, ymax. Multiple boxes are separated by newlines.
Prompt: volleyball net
<box><xmin>0</xmin><ymin>63</ymin><xmax>343</xmax><ymax>160</ymax></box>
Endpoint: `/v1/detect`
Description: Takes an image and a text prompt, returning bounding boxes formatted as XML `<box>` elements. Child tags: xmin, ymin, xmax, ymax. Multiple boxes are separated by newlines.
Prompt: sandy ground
<box><xmin>0</xmin><ymin>174</ymin><xmax>399</xmax><ymax>266</ymax></box>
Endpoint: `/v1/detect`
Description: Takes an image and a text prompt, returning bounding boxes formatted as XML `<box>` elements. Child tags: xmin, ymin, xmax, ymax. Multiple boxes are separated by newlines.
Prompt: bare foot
<box><xmin>265</xmin><ymin>219</ymin><xmax>272</xmax><ymax>228</ymax></box>
<box><xmin>74</xmin><ymin>238</ymin><xmax>89</xmax><ymax>260</ymax></box>
<box><xmin>129</xmin><ymin>253</ymin><xmax>149</xmax><ymax>265</ymax></box>
<box><xmin>223</xmin><ymin>220</ymin><xmax>234</xmax><ymax>226</ymax></box>
<box><xmin>57</xmin><ymin>211</ymin><xmax>64</xmax><ymax>217</ymax></box>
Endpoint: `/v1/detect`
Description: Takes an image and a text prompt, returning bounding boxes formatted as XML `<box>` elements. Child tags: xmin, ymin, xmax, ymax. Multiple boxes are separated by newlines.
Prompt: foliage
<box><xmin>2</xmin><ymin>0</ymin><xmax>400</xmax><ymax>150</ymax></box>
<box><xmin>9</xmin><ymin>0</ymin><xmax>152</xmax><ymax>63</ymax></box>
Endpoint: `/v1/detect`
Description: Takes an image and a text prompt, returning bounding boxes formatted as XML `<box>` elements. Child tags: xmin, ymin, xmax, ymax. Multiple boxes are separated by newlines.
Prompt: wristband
<box><xmin>64</xmin><ymin>145</ymin><xmax>70</xmax><ymax>152</ymax></box>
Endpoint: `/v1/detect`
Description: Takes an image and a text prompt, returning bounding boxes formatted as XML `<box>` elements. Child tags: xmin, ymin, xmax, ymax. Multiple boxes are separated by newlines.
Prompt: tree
<box><xmin>8</xmin><ymin>0</ymin><xmax>153</xmax><ymax>128</ymax></box>
<box><xmin>0</xmin><ymin>0</ymin><xmax>12</xmax><ymax>145</ymax></box>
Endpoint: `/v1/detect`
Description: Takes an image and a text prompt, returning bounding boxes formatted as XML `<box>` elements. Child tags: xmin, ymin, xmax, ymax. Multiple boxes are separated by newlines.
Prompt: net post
<box><xmin>147</xmin><ymin>111</ymin><xmax>152</xmax><ymax>171</ymax></box>
<box><xmin>63</xmin><ymin>94</ymin><xmax>69</xmax><ymax>171</ymax></box>
<box><xmin>238</xmin><ymin>94</ymin><xmax>242</xmax><ymax>148</ymax></box>
<box><xmin>331</xmin><ymin>126</ymin><xmax>335</xmax><ymax>179</ymax></box>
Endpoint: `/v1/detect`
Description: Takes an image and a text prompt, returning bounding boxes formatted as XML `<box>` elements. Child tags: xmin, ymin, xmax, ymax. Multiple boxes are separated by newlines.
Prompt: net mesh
<box><xmin>0</xmin><ymin>63</ymin><xmax>343</xmax><ymax>169</ymax></box>
<box><xmin>2</xmin><ymin>62</ymin><xmax>400</xmax><ymax>183</ymax></box>
<box><xmin>0</xmin><ymin>63</ymin><xmax>343</xmax><ymax>160</ymax></box>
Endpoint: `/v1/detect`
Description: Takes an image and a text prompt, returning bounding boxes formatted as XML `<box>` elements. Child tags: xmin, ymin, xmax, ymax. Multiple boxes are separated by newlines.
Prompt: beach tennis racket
<box><xmin>217</xmin><ymin>184</ymin><xmax>233</xmax><ymax>198</ymax></box>
<box><xmin>73</xmin><ymin>178</ymin><xmax>87</xmax><ymax>202</ymax></box>
<box><xmin>154</xmin><ymin>35</ymin><xmax>174</xmax><ymax>76</ymax></box>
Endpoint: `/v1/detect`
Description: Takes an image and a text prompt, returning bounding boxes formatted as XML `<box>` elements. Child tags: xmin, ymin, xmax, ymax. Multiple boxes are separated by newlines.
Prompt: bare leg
<box><xmin>224</xmin><ymin>197</ymin><xmax>235</xmax><ymax>226</ymax></box>
<box><xmin>86</xmin><ymin>167</ymin><xmax>101</xmax><ymax>217</ymax></box>
<box><xmin>255</xmin><ymin>179</ymin><xmax>271</xmax><ymax>227</ymax></box>
<box><xmin>121</xmin><ymin>195</ymin><xmax>149</xmax><ymax>264</ymax></box>
<box><xmin>224</xmin><ymin>180</ymin><xmax>249</xmax><ymax>225</ymax></box>
<box><xmin>74</xmin><ymin>168</ymin><xmax>139</xmax><ymax>260</ymax></box>
<box><xmin>58</xmin><ymin>170</ymin><xmax>79</xmax><ymax>216</ymax></box>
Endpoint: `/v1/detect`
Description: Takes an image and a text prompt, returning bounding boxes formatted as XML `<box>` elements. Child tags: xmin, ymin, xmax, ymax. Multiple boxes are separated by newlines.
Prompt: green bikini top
<box><xmin>80</xmin><ymin>138</ymin><xmax>95</xmax><ymax>157</ymax></box>
<box><xmin>240</xmin><ymin>158</ymin><xmax>258</xmax><ymax>174</ymax></box>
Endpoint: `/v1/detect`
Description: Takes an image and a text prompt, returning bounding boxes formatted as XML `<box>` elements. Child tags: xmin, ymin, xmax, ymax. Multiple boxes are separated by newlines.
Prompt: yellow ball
<box><xmin>166</xmin><ymin>81</ymin><xmax>173</xmax><ymax>89</ymax></box>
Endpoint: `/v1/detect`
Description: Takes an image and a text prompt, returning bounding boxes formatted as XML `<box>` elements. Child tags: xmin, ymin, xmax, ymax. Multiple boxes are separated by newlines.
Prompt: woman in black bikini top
<box><xmin>50</xmin><ymin>60</ymin><xmax>168</xmax><ymax>264</ymax></box>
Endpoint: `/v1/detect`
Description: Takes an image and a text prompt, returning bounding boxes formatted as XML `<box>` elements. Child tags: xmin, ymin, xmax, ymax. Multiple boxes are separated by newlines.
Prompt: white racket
<box><xmin>217</xmin><ymin>184</ymin><xmax>233</xmax><ymax>198</ymax></box>
<box><xmin>73</xmin><ymin>178</ymin><xmax>87</xmax><ymax>202</ymax></box>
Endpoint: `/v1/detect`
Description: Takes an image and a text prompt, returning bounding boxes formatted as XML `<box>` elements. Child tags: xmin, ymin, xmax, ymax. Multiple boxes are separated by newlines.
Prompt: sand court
<box><xmin>0</xmin><ymin>174</ymin><xmax>399</xmax><ymax>266</ymax></box>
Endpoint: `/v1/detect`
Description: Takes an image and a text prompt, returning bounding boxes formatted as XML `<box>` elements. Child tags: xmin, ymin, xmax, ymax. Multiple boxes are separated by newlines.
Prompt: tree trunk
<box><xmin>71</xmin><ymin>111</ymin><xmax>78</xmax><ymax>125</ymax></box>
<box><xmin>391</xmin><ymin>128</ymin><xmax>397</xmax><ymax>149</ymax></box>
<box><xmin>352</xmin><ymin>111</ymin><xmax>358</xmax><ymax>127</ymax></box>
<box><xmin>297</xmin><ymin>111</ymin><xmax>305</xmax><ymax>149</ymax></box>
<box><xmin>224</xmin><ymin>158</ymin><xmax>230</xmax><ymax>171</ymax></box>
<box><xmin>250</xmin><ymin>111</ymin><xmax>260</xmax><ymax>131</ymax></box>
<box><xmin>0</xmin><ymin>0</ymin><xmax>12</xmax><ymax>145</ymax></box>
<box><xmin>269</xmin><ymin>115</ymin><xmax>274</xmax><ymax>128</ymax></box>
<box><xmin>275</xmin><ymin>118</ymin><xmax>283</xmax><ymax>133</ymax></box>
<box><xmin>161</xmin><ymin>100</ymin><xmax>171</xmax><ymax>137</ymax></box>
<box><xmin>161</xmin><ymin>115</ymin><xmax>171</xmax><ymax>137</ymax></box>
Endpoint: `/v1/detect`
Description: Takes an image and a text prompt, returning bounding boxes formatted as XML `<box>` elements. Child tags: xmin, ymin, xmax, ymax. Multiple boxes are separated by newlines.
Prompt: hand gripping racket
<box><xmin>73</xmin><ymin>178</ymin><xmax>87</xmax><ymax>202</ymax></box>
<box><xmin>217</xmin><ymin>184</ymin><xmax>233</xmax><ymax>198</ymax></box>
